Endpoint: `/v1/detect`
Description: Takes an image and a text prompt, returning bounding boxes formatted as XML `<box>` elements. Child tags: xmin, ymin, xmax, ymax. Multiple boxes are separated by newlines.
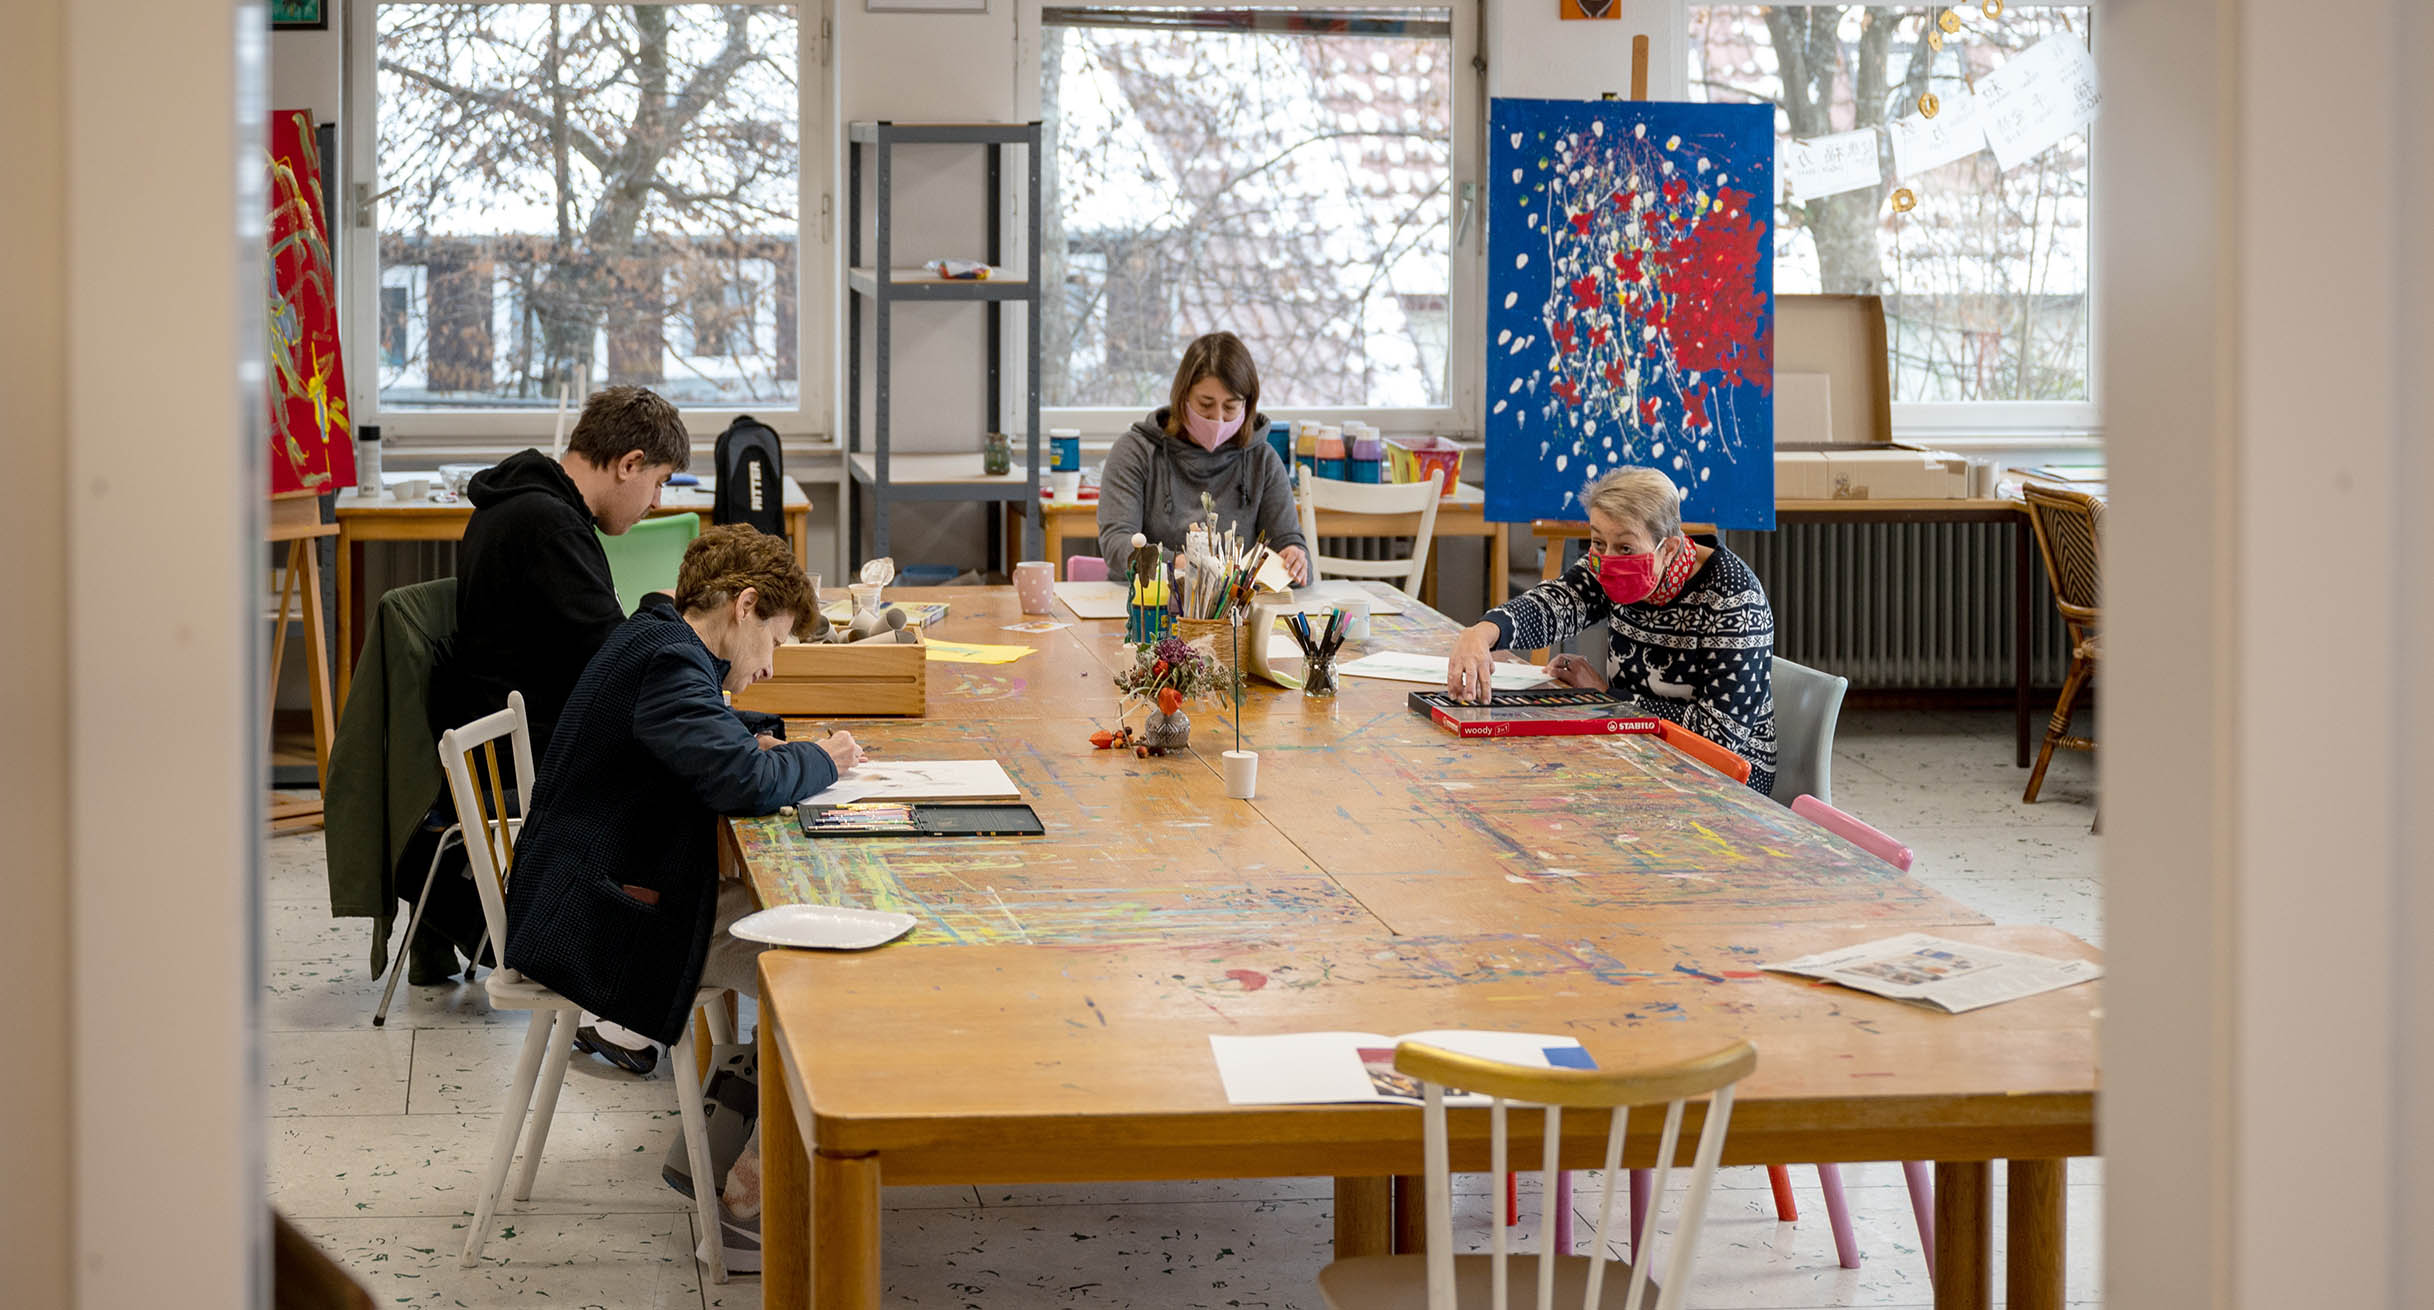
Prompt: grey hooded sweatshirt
<box><xmin>1096</xmin><ymin>408</ymin><xmax>1307</xmax><ymax>576</ymax></box>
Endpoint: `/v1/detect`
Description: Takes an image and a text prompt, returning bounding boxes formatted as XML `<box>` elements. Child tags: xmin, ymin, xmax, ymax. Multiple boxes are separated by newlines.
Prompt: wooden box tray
<box><xmin>732</xmin><ymin>628</ymin><xmax>927</xmax><ymax>717</ymax></box>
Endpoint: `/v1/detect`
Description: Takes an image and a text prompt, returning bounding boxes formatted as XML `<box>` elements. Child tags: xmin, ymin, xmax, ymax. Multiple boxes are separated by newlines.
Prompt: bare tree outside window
<box><xmin>1041</xmin><ymin>10</ymin><xmax>1453</xmax><ymax>412</ymax></box>
<box><xmin>1689</xmin><ymin>6</ymin><xmax>2092</xmax><ymax>405</ymax></box>
<box><xmin>374</xmin><ymin>3</ymin><xmax>800</xmax><ymax>410</ymax></box>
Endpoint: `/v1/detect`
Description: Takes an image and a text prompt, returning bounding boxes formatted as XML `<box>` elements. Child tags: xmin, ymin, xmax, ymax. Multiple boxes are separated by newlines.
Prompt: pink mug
<box><xmin>1013</xmin><ymin>560</ymin><xmax>1055</xmax><ymax>616</ymax></box>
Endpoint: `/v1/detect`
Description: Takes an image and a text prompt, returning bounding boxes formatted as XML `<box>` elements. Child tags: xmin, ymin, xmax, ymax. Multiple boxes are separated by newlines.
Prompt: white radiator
<box><xmin>1722</xmin><ymin>523</ymin><xmax>2071</xmax><ymax>690</ymax></box>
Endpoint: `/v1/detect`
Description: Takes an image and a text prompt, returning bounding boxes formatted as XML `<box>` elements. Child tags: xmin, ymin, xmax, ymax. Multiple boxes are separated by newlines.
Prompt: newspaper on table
<box><xmin>1762</xmin><ymin>932</ymin><xmax>2100</xmax><ymax>1014</ymax></box>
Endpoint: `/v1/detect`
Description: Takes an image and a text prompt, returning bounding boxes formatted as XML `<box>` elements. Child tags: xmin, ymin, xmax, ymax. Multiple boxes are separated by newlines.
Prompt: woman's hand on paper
<box><xmin>1278</xmin><ymin>544</ymin><xmax>1311</xmax><ymax>587</ymax></box>
<box><xmin>1445</xmin><ymin>623</ymin><xmax>1500</xmax><ymax>705</ymax></box>
<box><xmin>819</xmin><ymin>731</ymin><xmax>867</xmax><ymax>773</ymax></box>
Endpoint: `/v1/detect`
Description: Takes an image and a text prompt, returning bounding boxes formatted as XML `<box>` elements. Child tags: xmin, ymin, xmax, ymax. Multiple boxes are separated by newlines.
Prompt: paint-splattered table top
<box><xmin>736</xmin><ymin>585</ymin><xmax>1981</xmax><ymax>939</ymax></box>
<box><xmin>763</xmin><ymin>920</ymin><xmax>2099</xmax><ymax>1177</ymax></box>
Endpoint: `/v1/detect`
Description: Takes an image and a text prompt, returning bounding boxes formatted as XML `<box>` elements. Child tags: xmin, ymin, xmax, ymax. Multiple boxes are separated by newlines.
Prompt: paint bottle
<box><xmin>355</xmin><ymin>425</ymin><xmax>382</xmax><ymax>497</ymax></box>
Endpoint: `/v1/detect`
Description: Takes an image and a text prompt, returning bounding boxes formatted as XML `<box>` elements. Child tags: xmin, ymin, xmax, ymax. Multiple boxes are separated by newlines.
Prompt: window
<box><xmin>1688</xmin><ymin>5</ymin><xmax>2095</xmax><ymax>431</ymax></box>
<box><xmin>1039</xmin><ymin>6</ymin><xmax>1468</xmax><ymax>424</ymax></box>
<box><xmin>362</xmin><ymin>3</ymin><xmax>802</xmax><ymax>422</ymax></box>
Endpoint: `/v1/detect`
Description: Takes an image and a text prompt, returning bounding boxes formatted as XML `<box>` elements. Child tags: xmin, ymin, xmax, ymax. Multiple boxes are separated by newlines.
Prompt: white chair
<box><xmin>1319</xmin><ymin>1038</ymin><xmax>1756</xmax><ymax>1310</ymax></box>
<box><xmin>441</xmin><ymin>692</ymin><xmax>734</xmax><ymax>1281</ymax></box>
<box><xmin>1296</xmin><ymin>464</ymin><xmax>1446</xmax><ymax>599</ymax></box>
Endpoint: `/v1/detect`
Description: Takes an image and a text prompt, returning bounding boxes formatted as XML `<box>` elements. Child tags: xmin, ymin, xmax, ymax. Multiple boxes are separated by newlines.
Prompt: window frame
<box><xmin>1683</xmin><ymin>0</ymin><xmax>2103</xmax><ymax>441</ymax></box>
<box><xmin>343</xmin><ymin>0</ymin><xmax>829</xmax><ymax>455</ymax></box>
<box><xmin>1018</xmin><ymin>0</ymin><xmax>1484</xmax><ymax>440</ymax></box>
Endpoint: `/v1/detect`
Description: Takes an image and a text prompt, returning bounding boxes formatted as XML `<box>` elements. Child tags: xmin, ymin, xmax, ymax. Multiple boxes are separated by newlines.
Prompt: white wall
<box><xmin>2105</xmin><ymin>0</ymin><xmax>2434</xmax><ymax>1304</ymax></box>
<box><xmin>1486</xmin><ymin>0</ymin><xmax>1682</xmax><ymax>101</ymax></box>
<box><xmin>0</xmin><ymin>0</ymin><xmax>73</xmax><ymax>1298</ymax></box>
<box><xmin>3</xmin><ymin>1</ymin><xmax>263</xmax><ymax>1305</ymax></box>
<box><xmin>271</xmin><ymin>7</ymin><xmax>345</xmax><ymax>122</ymax></box>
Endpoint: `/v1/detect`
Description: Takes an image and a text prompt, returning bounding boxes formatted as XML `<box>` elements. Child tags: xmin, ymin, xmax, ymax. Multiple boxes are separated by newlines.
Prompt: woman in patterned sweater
<box><xmin>1446</xmin><ymin>467</ymin><xmax>1779</xmax><ymax>793</ymax></box>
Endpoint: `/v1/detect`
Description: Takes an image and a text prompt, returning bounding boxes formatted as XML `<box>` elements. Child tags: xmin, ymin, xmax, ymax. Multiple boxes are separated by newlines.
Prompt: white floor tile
<box><xmin>291</xmin><ymin>1211</ymin><xmax>705</xmax><ymax>1307</ymax></box>
<box><xmin>266</xmin><ymin>1027</ymin><xmax>415</xmax><ymax>1117</ymax></box>
<box><xmin>980</xmin><ymin>1178</ymin><xmax>1334</xmax><ymax>1207</ymax></box>
<box><xmin>1906</xmin><ymin>826</ymin><xmax>2103</xmax><ymax>881</ymax></box>
<box><xmin>410</xmin><ymin>1023</ymin><xmax>685</xmax><ymax>1116</ymax></box>
<box><xmin>262</xmin><ymin>952</ymin><xmax>497</xmax><ymax>1032</ymax></box>
<box><xmin>266</xmin><ymin>898</ymin><xmax>386</xmax><ymax>962</ymax></box>
<box><xmin>1913</xmin><ymin>876</ymin><xmax>2104</xmax><ymax>947</ymax></box>
<box><xmin>270</xmin><ymin>1108</ymin><xmax>696</xmax><ymax>1219</ymax></box>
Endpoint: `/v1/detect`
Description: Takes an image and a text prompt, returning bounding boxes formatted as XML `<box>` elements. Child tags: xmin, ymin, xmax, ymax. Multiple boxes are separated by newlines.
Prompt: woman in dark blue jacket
<box><xmin>505</xmin><ymin>525</ymin><xmax>863</xmax><ymax>1044</ymax></box>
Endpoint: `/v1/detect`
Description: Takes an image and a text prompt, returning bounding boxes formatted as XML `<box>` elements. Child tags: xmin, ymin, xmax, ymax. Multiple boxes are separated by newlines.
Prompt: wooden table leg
<box><xmin>814</xmin><ymin>1149</ymin><xmax>882</xmax><ymax>1310</ymax></box>
<box><xmin>1933</xmin><ymin>1161</ymin><xmax>1992</xmax><ymax>1309</ymax></box>
<box><xmin>1489</xmin><ymin>522</ymin><xmax>1511</xmax><ymax>609</ymax></box>
<box><xmin>2005</xmin><ymin>1158</ymin><xmax>2066</xmax><ymax>1310</ymax></box>
<box><xmin>789</xmin><ymin>506</ymin><xmax>811</xmax><ymax>574</ymax></box>
<box><xmin>2015</xmin><ymin>516</ymin><xmax>2033</xmax><ymax>767</ymax></box>
<box><xmin>1334</xmin><ymin>1176</ymin><xmax>1392</xmax><ymax>1257</ymax></box>
<box><xmin>1391</xmin><ymin>1173</ymin><xmax>1426</xmax><ymax>1254</ymax></box>
<box><xmin>760</xmin><ymin>1021</ymin><xmax>810</xmax><ymax>1307</ymax></box>
<box><xmin>336</xmin><ymin>529</ymin><xmax>356</xmax><ymax>708</ymax></box>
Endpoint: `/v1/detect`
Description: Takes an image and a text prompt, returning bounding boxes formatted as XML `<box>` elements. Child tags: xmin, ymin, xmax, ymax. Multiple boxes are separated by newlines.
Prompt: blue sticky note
<box><xmin>1544</xmin><ymin>1046</ymin><xmax>1597</xmax><ymax>1070</ymax></box>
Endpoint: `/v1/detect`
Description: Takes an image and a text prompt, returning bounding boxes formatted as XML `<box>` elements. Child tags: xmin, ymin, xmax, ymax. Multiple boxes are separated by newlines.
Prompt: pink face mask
<box><xmin>1181</xmin><ymin>407</ymin><xmax>1243</xmax><ymax>451</ymax></box>
<box><xmin>1596</xmin><ymin>551</ymin><xmax>1660</xmax><ymax>605</ymax></box>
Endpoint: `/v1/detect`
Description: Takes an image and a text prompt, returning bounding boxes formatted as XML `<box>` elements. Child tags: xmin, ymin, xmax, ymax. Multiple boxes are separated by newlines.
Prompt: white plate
<box><xmin>729</xmin><ymin>904</ymin><xmax>917</xmax><ymax>951</ymax></box>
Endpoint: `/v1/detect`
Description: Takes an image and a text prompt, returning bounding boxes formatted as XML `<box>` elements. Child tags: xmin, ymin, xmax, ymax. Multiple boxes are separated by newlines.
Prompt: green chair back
<box><xmin>596</xmin><ymin>513</ymin><xmax>700</xmax><ymax>614</ymax></box>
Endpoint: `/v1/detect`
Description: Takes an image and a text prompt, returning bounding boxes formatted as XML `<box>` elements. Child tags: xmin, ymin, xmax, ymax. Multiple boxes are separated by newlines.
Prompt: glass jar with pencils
<box><xmin>1286</xmin><ymin>607</ymin><xmax>1349</xmax><ymax>698</ymax></box>
<box><xmin>1302</xmin><ymin>648</ymin><xmax>1341</xmax><ymax>698</ymax></box>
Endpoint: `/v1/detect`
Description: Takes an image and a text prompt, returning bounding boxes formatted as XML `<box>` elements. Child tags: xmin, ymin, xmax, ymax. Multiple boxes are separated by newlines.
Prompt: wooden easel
<box><xmin>268</xmin><ymin>490</ymin><xmax>340</xmax><ymax>833</ymax></box>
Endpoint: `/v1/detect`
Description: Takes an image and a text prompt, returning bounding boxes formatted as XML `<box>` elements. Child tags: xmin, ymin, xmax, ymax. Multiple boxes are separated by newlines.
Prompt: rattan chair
<box><xmin>2021</xmin><ymin>483</ymin><xmax>2103</xmax><ymax>803</ymax></box>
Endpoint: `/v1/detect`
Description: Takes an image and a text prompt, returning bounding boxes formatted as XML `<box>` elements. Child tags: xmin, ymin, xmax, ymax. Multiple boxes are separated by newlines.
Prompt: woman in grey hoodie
<box><xmin>1096</xmin><ymin>332</ymin><xmax>1311</xmax><ymax>584</ymax></box>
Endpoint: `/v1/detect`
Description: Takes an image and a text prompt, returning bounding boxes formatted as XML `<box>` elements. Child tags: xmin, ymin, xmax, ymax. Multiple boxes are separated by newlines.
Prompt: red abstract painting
<box><xmin>266</xmin><ymin>108</ymin><xmax>356</xmax><ymax>495</ymax></box>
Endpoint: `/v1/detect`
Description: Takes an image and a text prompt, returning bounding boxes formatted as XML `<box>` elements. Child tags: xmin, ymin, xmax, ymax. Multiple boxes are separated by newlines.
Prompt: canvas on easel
<box><xmin>265</xmin><ymin>107</ymin><xmax>352</xmax><ymax>829</ymax></box>
<box><xmin>1486</xmin><ymin>96</ymin><xmax>1776</xmax><ymax>530</ymax></box>
<box><xmin>267</xmin><ymin>107</ymin><xmax>356</xmax><ymax>496</ymax></box>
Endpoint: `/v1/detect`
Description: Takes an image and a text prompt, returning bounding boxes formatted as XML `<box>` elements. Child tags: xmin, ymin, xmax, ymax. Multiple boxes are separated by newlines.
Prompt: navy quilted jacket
<box><xmin>504</xmin><ymin>598</ymin><xmax>837</xmax><ymax>1043</ymax></box>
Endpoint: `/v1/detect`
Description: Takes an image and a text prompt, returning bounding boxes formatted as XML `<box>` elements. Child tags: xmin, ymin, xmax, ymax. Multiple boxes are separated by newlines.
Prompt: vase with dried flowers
<box><xmin>1110</xmin><ymin>634</ymin><xmax>1226</xmax><ymax>756</ymax></box>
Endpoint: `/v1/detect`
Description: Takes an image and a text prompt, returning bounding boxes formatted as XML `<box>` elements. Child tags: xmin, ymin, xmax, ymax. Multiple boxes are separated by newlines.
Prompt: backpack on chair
<box><xmin>712</xmin><ymin>415</ymin><xmax>785</xmax><ymax>536</ymax></box>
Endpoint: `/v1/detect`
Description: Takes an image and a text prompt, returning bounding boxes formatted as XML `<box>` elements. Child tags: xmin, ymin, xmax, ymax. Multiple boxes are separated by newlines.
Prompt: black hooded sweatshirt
<box><xmin>431</xmin><ymin>449</ymin><xmax>625</xmax><ymax>756</ymax></box>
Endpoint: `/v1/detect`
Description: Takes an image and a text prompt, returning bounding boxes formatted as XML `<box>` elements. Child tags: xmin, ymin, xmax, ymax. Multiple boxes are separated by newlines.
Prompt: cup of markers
<box><xmin>1286</xmin><ymin>607</ymin><xmax>1349</xmax><ymax>698</ymax></box>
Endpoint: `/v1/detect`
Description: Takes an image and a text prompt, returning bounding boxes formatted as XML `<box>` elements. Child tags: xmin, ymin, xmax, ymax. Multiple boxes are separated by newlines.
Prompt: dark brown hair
<box><xmin>566</xmin><ymin>385</ymin><xmax>691</xmax><ymax>472</ymax></box>
<box><xmin>675</xmin><ymin>524</ymin><xmax>816</xmax><ymax>625</ymax></box>
<box><xmin>1163</xmin><ymin>332</ymin><xmax>1260</xmax><ymax>448</ymax></box>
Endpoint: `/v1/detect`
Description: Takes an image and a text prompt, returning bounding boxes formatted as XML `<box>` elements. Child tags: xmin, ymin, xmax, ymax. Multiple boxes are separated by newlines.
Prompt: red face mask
<box><xmin>1596</xmin><ymin>551</ymin><xmax>1660</xmax><ymax>604</ymax></box>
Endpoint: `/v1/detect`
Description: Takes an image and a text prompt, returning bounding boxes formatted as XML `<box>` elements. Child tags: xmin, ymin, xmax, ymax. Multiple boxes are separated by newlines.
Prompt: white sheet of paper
<box><xmin>812</xmin><ymin>759</ymin><xmax>1019</xmax><ymax>806</ymax></box>
<box><xmin>1888</xmin><ymin>88</ymin><xmax>1989</xmax><ymax>179</ymax></box>
<box><xmin>1053</xmin><ymin>580</ymin><xmax>1132</xmax><ymax>620</ymax></box>
<box><xmin>1291</xmin><ymin>580</ymin><xmax>1408</xmax><ymax>616</ymax></box>
<box><xmin>1253</xmin><ymin>553</ymin><xmax>1296</xmax><ymax>593</ymax></box>
<box><xmin>1336</xmin><ymin>651</ymin><xmax>1546</xmax><ymax>691</ymax></box>
<box><xmin>1977</xmin><ymin>35</ymin><xmax>2099</xmax><ymax>171</ymax></box>
<box><xmin>1784</xmin><ymin>129</ymin><xmax>1882</xmax><ymax>202</ymax></box>
<box><xmin>1210</xmin><ymin>1030</ymin><xmax>1587</xmax><ymax>1107</ymax></box>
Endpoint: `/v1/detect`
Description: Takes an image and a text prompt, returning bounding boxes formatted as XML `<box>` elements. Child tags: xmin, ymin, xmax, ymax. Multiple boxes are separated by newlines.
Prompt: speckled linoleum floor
<box><xmin>266</xmin><ymin>708</ymin><xmax>2101</xmax><ymax>1309</ymax></box>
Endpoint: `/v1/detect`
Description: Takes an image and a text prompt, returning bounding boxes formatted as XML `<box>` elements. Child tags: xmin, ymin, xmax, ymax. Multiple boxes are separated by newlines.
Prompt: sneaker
<box><xmin>572</xmin><ymin>1024</ymin><xmax>658</xmax><ymax>1077</ymax></box>
<box><xmin>695</xmin><ymin>1201</ymin><xmax>760</xmax><ymax>1276</ymax></box>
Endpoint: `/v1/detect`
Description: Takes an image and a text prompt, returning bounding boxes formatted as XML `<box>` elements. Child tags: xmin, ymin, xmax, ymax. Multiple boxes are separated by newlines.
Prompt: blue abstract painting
<box><xmin>1487</xmin><ymin>98</ymin><xmax>1775</xmax><ymax>529</ymax></box>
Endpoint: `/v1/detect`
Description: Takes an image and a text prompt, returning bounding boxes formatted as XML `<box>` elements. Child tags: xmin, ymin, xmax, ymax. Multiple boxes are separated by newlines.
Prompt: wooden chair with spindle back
<box><xmin>1319</xmin><ymin>1038</ymin><xmax>1757</xmax><ymax>1310</ymax></box>
<box><xmin>2021</xmin><ymin>483</ymin><xmax>2104</xmax><ymax>803</ymax></box>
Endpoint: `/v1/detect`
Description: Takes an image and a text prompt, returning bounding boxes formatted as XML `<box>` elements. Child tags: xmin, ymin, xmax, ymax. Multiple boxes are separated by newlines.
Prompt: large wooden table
<box><xmin>1026</xmin><ymin>480</ymin><xmax>1514</xmax><ymax>612</ymax></box>
<box><xmin>738</xmin><ymin>587</ymin><xmax>2098</xmax><ymax>1310</ymax></box>
<box><xmin>333</xmin><ymin>475</ymin><xmax>812</xmax><ymax>705</ymax></box>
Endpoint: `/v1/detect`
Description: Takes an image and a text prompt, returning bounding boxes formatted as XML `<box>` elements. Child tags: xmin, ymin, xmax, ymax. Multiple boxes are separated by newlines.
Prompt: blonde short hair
<box><xmin>1581</xmin><ymin>467</ymin><xmax>1684</xmax><ymax>543</ymax></box>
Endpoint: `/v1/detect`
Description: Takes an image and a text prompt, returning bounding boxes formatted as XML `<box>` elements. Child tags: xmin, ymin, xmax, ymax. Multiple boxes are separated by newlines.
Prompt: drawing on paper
<box><xmin>1487</xmin><ymin>98</ymin><xmax>1774</xmax><ymax>529</ymax></box>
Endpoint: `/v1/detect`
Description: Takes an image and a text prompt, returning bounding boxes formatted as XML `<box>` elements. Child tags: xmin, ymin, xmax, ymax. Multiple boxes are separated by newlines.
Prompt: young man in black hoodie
<box><xmin>433</xmin><ymin>385</ymin><xmax>690</xmax><ymax>754</ymax></box>
<box><xmin>403</xmin><ymin>388</ymin><xmax>695</xmax><ymax>1031</ymax></box>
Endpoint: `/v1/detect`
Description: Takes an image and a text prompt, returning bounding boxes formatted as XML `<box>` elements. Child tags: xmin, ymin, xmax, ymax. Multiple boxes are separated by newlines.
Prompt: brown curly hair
<box><xmin>675</xmin><ymin>524</ymin><xmax>816</xmax><ymax>624</ymax></box>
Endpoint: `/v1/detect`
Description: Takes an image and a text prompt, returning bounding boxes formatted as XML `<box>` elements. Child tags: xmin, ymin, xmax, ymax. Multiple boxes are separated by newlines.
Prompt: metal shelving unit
<box><xmin>845</xmin><ymin>120</ymin><xmax>1043</xmax><ymax>568</ymax></box>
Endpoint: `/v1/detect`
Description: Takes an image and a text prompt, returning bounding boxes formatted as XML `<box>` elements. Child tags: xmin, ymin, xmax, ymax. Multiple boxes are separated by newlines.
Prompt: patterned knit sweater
<box><xmin>1484</xmin><ymin>539</ymin><xmax>1779</xmax><ymax>794</ymax></box>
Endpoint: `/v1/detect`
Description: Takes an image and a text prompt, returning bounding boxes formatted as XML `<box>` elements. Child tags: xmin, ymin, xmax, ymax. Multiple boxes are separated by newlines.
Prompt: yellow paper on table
<box><xmin>922</xmin><ymin>639</ymin><xmax>1036</xmax><ymax>664</ymax></box>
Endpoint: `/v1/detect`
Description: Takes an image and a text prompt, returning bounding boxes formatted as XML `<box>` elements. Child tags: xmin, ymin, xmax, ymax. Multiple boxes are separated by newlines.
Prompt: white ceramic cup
<box><xmin>1012</xmin><ymin>560</ymin><xmax>1055</xmax><ymax>615</ymax></box>
<box><xmin>1338</xmin><ymin>596</ymin><xmax>1371</xmax><ymax>641</ymax></box>
<box><xmin>394</xmin><ymin>477</ymin><xmax>432</xmax><ymax>501</ymax></box>
<box><xmin>1050</xmin><ymin>470</ymin><xmax>1082</xmax><ymax>501</ymax></box>
<box><xmin>1222</xmin><ymin>749</ymin><xmax>1258</xmax><ymax>800</ymax></box>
